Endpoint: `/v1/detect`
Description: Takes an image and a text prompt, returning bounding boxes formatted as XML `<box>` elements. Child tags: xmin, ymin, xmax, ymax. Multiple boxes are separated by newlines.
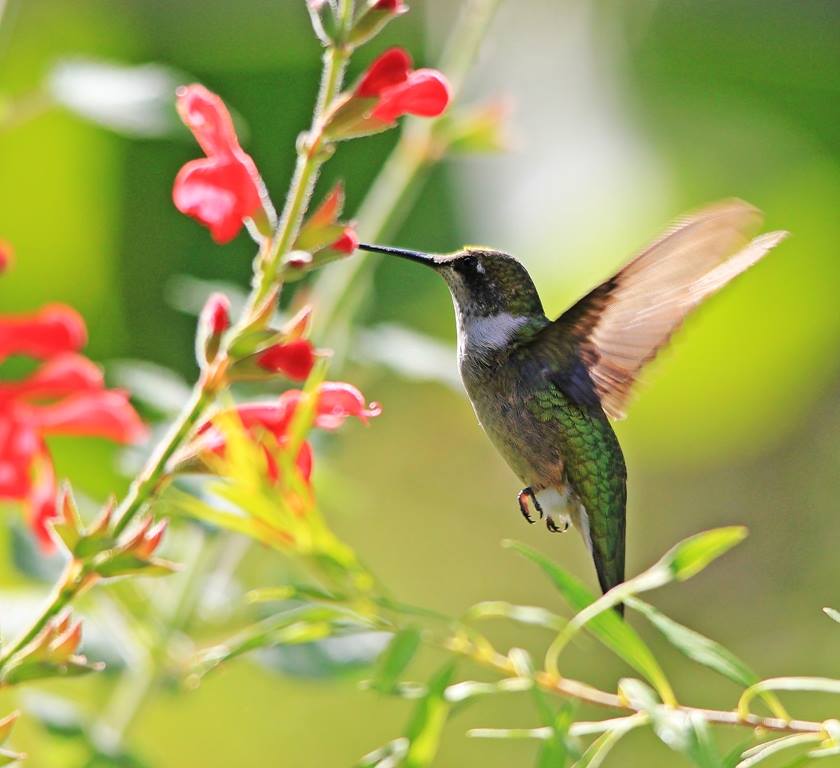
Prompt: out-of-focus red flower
<box><xmin>0</xmin><ymin>290</ymin><xmax>146</xmax><ymax>549</ymax></box>
<box><xmin>256</xmin><ymin>339</ymin><xmax>317</xmax><ymax>381</ymax></box>
<box><xmin>0</xmin><ymin>241</ymin><xmax>14</xmax><ymax>273</ymax></box>
<box><xmin>355</xmin><ymin>48</ymin><xmax>450</xmax><ymax>123</ymax></box>
<box><xmin>195</xmin><ymin>382</ymin><xmax>381</xmax><ymax>487</ymax></box>
<box><xmin>0</xmin><ymin>305</ymin><xmax>86</xmax><ymax>363</ymax></box>
<box><xmin>173</xmin><ymin>84</ymin><xmax>265</xmax><ymax>244</ymax></box>
<box><xmin>330</xmin><ymin>227</ymin><xmax>359</xmax><ymax>255</ymax></box>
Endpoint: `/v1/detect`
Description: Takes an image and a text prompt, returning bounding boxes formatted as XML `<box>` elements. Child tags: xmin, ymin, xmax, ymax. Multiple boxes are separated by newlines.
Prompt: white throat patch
<box><xmin>459</xmin><ymin>312</ymin><xmax>528</xmax><ymax>354</ymax></box>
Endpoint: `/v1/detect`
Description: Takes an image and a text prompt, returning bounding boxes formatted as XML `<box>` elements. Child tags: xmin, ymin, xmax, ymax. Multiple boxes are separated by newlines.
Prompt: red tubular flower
<box><xmin>356</xmin><ymin>48</ymin><xmax>413</xmax><ymax>98</ymax></box>
<box><xmin>372</xmin><ymin>69</ymin><xmax>451</xmax><ymax>122</ymax></box>
<box><xmin>173</xmin><ymin>84</ymin><xmax>265</xmax><ymax>244</ymax></box>
<box><xmin>355</xmin><ymin>48</ymin><xmax>450</xmax><ymax>124</ymax></box>
<box><xmin>29</xmin><ymin>390</ymin><xmax>147</xmax><ymax>443</ymax></box>
<box><xmin>257</xmin><ymin>339</ymin><xmax>317</xmax><ymax>382</ymax></box>
<box><xmin>0</xmin><ymin>293</ymin><xmax>146</xmax><ymax>550</ymax></box>
<box><xmin>0</xmin><ymin>305</ymin><xmax>86</xmax><ymax>363</ymax></box>
<box><xmin>195</xmin><ymin>383</ymin><xmax>381</xmax><ymax>487</ymax></box>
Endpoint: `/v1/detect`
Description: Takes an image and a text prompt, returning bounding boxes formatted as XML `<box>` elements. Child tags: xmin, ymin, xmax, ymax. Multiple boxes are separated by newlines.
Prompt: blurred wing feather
<box><xmin>544</xmin><ymin>199</ymin><xmax>787</xmax><ymax>419</ymax></box>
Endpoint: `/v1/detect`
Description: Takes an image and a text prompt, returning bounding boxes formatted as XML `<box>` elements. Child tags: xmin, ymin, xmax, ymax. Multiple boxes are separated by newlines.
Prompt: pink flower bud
<box><xmin>201</xmin><ymin>292</ymin><xmax>231</xmax><ymax>335</ymax></box>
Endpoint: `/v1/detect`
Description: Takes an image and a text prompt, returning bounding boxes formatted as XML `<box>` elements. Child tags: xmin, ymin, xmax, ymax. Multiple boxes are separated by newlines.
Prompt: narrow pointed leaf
<box><xmin>404</xmin><ymin>663</ymin><xmax>456</xmax><ymax>768</ymax></box>
<box><xmin>824</xmin><ymin>608</ymin><xmax>840</xmax><ymax>625</ymax></box>
<box><xmin>739</xmin><ymin>677</ymin><xmax>840</xmax><ymax>719</ymax></box>
<box><xmin>371</xmin><ymin>628</ymin><xmax>422</xmax><ymax>694</ymax></box>
<box><xmin>627</xmin><ymin>598</ymin><xmax>789</xmax><ymax>720</ymax></box>
<box><xmin>572</xmin><ymin>714</ymin><xmax>647</xmax><ymax>768</ymax></box>
<box><xmin>735</xmin><ymin>733</ymin><xmax>822</xmax><ymax>768</ymax></box>
<box><xmin>545</xmin><ymin>528</ymin><xmax>747</xmax><ymax>666</ymax></box>
<box><xmin>506</xmin><ymin>541</ymin><xmax>675</xmax><ymax>704</ymax></box>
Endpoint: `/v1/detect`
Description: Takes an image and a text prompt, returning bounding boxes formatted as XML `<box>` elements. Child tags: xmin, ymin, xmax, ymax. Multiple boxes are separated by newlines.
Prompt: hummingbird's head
<box><xmin>357</xmin><ymin>243</ymin><xmax>545</xmax><ymax>320</ymax></box>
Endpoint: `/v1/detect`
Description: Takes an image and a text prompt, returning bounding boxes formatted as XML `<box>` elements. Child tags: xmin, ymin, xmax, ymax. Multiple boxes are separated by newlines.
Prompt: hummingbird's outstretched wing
<box><xmin>544</xmin><ymin>199</ymin><xmax>787</xmax><ymax>419</ymax></box>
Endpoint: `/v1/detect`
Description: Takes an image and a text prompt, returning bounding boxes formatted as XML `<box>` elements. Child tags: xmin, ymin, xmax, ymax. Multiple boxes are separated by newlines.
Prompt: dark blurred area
<box><xmin>1</xmin><ymin>0</ymin><xmax>839</xmax><ymax>765</ymax></box>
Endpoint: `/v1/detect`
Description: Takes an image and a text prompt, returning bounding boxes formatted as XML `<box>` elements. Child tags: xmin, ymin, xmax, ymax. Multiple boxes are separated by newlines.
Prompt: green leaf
<box><xmin>627</xmin><ymin>598</ymin><xmax>790</xmax><ymax>720</ymax></box>
<box><xmin>823</xmin><ymin>607</ymin><xmax>840</xmax><ymax>625</ymax></box>
<box><xmin>356</xmin><ymin>738</ymin><xmax>409</xmax><ymax>767</ymax></box>
<box><xmin>506</xmin><ymin>541</ymin><xmax>675</xmax><ymax>705</ymax></box>
<box><xmin>537</xmin><ymin>702</ymin><xmax>574</xmax><ymax>767</ymax></box>
<box><xmin>739</xmin><ymin>677</ymin><xmax>840</xmax><ymax>719</ymax></box>
<box><xmin>572</xmin><ymin>714</ymin><xmax>648</xmax><ymax>768</ymax></box>
<box><xmin>192</xmin><ymin>605</ymin><xmax>352</xmax><ymax>678</ymax></box>
<box><xmin>370</xmin><ymin>628</ymin><xmax>422</xmax><ymax>694</ymax></box>
<box><xmin>542</xmin><ymin>528</ymin><xmax>746</xmax><ymax>674</ymax></box>
<box><xmin>665</xmin><ymin>527</ymin><xmax>747</xmax><ymax>581</ymax></box>
<box><xmin>651</xmin><ymin>710</ymin><xmax>723</xmax><ymax>768</ymax></box>
<box><xmin>0</xmin><ymin>713</ymin><xmax>17</xmax><ymax>747</ymax></box>
<box><xmin>735</xmin><ymin>734</ymin><xmax>823</xmax><ymax>767</ymax></box>
<box><xmin>404</xmin><ymin>662</ymin><xmax>456</xmax><ymax>768</ymax></box>
<box><xmin>3</xmin><ymin>657</ymin><xmax>104</xmax><ymax>686</ymax></box>
<box><xmin>0</xmin><ymin>747</ymin><xmax>25</xmax><ymax>766</ymax></box>
<box><xmin>465</xmin><ymin>601</ymin><xmax>565</xmax><ymax>631</ymax></box>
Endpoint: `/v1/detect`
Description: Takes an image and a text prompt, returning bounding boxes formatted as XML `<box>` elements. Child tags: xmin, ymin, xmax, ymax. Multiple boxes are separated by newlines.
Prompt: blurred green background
<box><xmin>1</xmin><ymin>0</ymin><xmax>839</xmax><ymax>765</ymax></box>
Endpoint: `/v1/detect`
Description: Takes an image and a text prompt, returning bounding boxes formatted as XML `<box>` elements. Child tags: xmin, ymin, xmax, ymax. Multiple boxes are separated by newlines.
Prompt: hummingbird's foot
<box><xmin>546</xmin><ymin>515</ymin><xmax>570</xmax><ymax>534</ymax></box>
<box><xmin>517</xmin><ymin>487</ymin><xmax>543</xmax><ymax>524</ymax></box>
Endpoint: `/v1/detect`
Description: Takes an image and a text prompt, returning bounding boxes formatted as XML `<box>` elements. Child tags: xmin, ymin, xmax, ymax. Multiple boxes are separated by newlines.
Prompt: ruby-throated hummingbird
<box><xmin>359</xmin><ymin>200</ymin><xmax>786</xmax><ymax>597</ymax></box>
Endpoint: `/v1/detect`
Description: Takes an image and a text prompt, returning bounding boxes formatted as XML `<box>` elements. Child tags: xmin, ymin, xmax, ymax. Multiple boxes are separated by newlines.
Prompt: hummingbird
<box><xmin>358</xmin><ymin>200</ymin><xmax>786</xmax><ymax>597</ymax></box>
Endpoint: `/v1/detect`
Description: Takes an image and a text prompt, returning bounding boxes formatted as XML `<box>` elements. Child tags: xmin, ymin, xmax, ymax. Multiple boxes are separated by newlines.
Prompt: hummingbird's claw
<box><xmin>517</xmin><ymin>487</ymin><xmax>543</xmax><ymax>524</ymax></box>
<box><xmin>545</xmin><ymin>516</ymin><xmax>569</xmax><ymax>534</ymax></box>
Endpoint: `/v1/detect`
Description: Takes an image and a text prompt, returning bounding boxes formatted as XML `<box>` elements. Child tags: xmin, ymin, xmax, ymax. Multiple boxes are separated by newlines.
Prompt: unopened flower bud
<box><xmin>197</xmin><ymin>292</ymin><xmax>230</xmax><ymax>367</ymax></box>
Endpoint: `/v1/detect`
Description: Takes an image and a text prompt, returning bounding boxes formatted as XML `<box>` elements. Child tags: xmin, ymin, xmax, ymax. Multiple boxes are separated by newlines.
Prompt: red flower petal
<box><xmin>0</xmin><ymin>354</ymin><xmax>103</xmax><ymax>403</ymax></box>
<box><xmin>30</xmin><ymin>390</ymin><xmax>147</xmax><ymax>443</ymax></box>
<box><xmin>374</xmin><ymin>0</ymin><xmax>408</xmax><ymax>10</ymax></box>
<box><xmin>314</xmin><ymin>382</ymin><xmax>382</xmax><ymax>430</ymax></box>
<box><xmin>174</xmin><ymin>84</ymin><xmax>264</xmax><ymax>244</ymax></box>
<box><xmin>27</xmin><ymin>445</ymin><xmax>58</xmax><ymax>551</ymax></box>
<box><xmin>330</xmin><ymin>226</ymin><xmax>359</xmax><ymax>254</ymax></box>
<box><xmin>173</xmin><ymin>155</ymin><xmax>263</xmax><ymax>244</ymax></box>
<box><xmin>176</xmin><ymin>84</ymin><xmax>242</xmax><ymax>159</ymax></box>
<box><xmin>257</xmin><ymin>339</ymin><xmax>317</xmax><ymax>381</ymax></box>
<box><xmin>356</xmin><ymin>48</ymin><xmax>412</xmax><ymax>98</ymax></box>
<box><xmin>0</xmin><ymin>304</ymin><xmax>86</xmax><ymax>363</ymax></box>
<box><xmin>0</xmin><ymin>411</ymin><xmax>39</xmax><ymax>499</ymax></box>
<box><xmin>372</xmin><ymin>69</ymin><xmax>451</xmax><ymax>123</ymax></box>
<box><xmin>200</xmin><ymin>292</ymin><xmax>231</xmax><ymax>335</ymax></box>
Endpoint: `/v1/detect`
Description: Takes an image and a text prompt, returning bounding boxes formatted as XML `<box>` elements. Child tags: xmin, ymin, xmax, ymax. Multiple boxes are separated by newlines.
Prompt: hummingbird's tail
<box><xmin>591</xmin><ymin>524</ymin><xmax>626</xmax><ymax>618</ymax></box>
<box><xmin>566</xmin><ymin>499</ymin><xmax>626</xmax><ymax>616</ymax></box>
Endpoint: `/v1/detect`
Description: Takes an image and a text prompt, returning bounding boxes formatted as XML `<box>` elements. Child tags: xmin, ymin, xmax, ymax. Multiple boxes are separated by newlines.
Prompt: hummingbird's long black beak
<box><xmin>357</xmin><ymin>242</ymin><xmax>438</xmax><ymax>267</ymax></box>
